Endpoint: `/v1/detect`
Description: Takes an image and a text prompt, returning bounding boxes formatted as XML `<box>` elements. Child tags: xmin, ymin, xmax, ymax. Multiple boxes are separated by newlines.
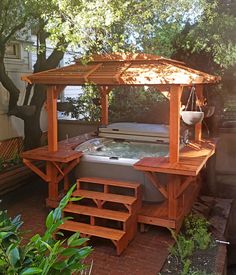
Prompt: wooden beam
<box><xmin>195</xmin><ymin>85</ymin><xmax>204</xmax><ymax>141</ymax></box>
<box><xmin>47</xmin><ymin>85</ymin><xmax>58</xmax><ymax>152</ymax></box>
<box><xmin>99</xmin><ymin>86</ymin><xmax>111</xmax><ymax>126</ymax></box>
<box><xmin>168</xmin><ymin>175</ymin><xmax>180</xmax><ymax>219</ymax></box>
<box><xmin>144</xmin><ymin>172</ymin><xmax>168</xmax><ymax>198</ymax></box>
<box><xmin>169</xmin><ymin>85</ymin><xmax>183</xmax><ymax>163</ymax></box>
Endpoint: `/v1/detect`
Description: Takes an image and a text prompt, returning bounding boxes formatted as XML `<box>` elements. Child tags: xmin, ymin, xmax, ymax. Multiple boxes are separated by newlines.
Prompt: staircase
<box><xmin>58</xmin><ymin>177</ymin><xmax>142</xmax><ymax>255</ymax></box>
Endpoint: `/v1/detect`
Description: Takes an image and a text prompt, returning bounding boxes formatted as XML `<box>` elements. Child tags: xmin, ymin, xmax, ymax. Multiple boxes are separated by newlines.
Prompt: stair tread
<box><xmin>59</xmin><ymin>220</ymin><xmax>125</xmax><ymax>240</ymax></box>
<box><xmin>64</xmin><ymin>204</ymin><xmax>130</xmax><ymax>222</ymax></box>
<box><xmin>73</xmin><ymin>189</ymin><xmax>136</xmax><ymax>205</ymax></box>
<box><xmin>77</xmin><ymin>177</ymin><xmax>140</xmax><ymax>189</ymax></box>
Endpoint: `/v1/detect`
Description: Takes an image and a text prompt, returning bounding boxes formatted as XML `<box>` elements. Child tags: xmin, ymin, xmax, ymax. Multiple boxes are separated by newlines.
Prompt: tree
<box><xmin>0</xmin><ymin>0</ymin><xmax>67</xmax><ymax>149</ymax></box>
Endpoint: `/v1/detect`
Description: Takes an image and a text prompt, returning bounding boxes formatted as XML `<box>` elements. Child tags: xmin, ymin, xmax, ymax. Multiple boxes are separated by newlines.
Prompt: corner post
<box><xmin>169</xmin><ymin>85</ymin><xmax>183</xmax><ymax>163</ymax></box>
<box><xmin>47</xmin><ymin>85</ymin><xmax>58</xmax><ymax>152</ymax></box>
<box><xmin>99</xmin><ymin>86</ymin><xmax>111</xmax><ymax>126</ymax></box>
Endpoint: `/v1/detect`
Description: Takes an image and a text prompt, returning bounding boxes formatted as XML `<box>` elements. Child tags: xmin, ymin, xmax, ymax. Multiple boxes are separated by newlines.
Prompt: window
<box><xmin>5</xmin><ymin>42</ymin><xmax>21</xmax><ymax>59</ymax></box>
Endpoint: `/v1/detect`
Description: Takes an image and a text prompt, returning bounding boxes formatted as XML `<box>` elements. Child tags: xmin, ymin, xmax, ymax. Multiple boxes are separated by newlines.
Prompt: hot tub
<box><xmin>75</xmin><ymin>123</ymin><xmax>176</xmax><ymax>202</ymax></box>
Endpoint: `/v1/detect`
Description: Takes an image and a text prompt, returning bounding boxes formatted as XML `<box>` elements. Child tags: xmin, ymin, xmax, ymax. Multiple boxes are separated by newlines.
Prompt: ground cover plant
<box><xmin>0</xmin><ymin>185</ymin><xmax>93</xmax><ymax>275</ymax></box>
<box><xmin>165</xmin><ymin>213</ymin><xmax>213</xmax><ymax>275</ymax></box>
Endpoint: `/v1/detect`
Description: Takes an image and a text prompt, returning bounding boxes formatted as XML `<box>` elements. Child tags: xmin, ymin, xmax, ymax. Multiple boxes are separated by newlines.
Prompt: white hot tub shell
<box><xmin>75</xmin><ymin>123</ymin><xmax>178</xmax><ymax>202</ymax></box>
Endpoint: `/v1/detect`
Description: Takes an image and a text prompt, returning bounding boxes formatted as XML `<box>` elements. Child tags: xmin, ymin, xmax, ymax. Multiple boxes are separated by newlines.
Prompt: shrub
<box><xmin>0</xmin><ymin>185</ymin><xmax>93</xmax><ymax>275</ymax></box>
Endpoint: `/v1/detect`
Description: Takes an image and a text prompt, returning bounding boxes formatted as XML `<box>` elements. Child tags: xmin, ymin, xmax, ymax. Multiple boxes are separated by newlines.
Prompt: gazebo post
<box><xmin>47</xmin><ymin>85</ymin><xmax>58</xmax><ymax>152</ymax></box>
<box><xmin>195</xmin><ymin>85</ymin><xmax>204</xmax><ymax>141</ymax></box>
<box><xmin>99</xmin><ymin>86</ymin><xmax>110</xmax><ymax>126</ymax></box>
<box><xmin>169</xmin><ymin>85</ymin><xmax>183</xmax><ymax>164</ymax></box>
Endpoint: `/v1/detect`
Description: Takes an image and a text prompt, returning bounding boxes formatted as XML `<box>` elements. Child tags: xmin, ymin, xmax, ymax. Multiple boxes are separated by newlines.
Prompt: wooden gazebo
<box><xmin>22</xmin><ymin>53</ymin><xmax>220</xmax><ymax>234</ymax></box>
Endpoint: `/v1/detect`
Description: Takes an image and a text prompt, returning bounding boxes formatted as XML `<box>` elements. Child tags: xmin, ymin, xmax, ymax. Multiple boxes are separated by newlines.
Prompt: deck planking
<box><xmin>134</xmin><ymin>139</ymin><xmax>216</xmax><ymax>176</ymax></box>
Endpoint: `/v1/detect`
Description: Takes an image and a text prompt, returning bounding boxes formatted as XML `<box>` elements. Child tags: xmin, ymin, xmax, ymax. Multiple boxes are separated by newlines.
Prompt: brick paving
<box><xmin>1</xmin><ymin>179</ymin><xmax>173</xmax><ymax>275</ymax></box>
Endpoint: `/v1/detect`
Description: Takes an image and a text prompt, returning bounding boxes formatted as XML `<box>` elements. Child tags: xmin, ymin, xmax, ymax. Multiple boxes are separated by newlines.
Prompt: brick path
<box><xmin>1</xmin><ymin>179</ymin><xmax>173</xmax><ymax>275</ymax></box>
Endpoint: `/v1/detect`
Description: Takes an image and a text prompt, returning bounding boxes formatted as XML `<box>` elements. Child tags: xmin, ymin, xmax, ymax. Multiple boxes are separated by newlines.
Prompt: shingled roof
<box><xmin>22</xmin><ymin>53</ymin><xmax>220</xmax><ymax>86</ymax></box>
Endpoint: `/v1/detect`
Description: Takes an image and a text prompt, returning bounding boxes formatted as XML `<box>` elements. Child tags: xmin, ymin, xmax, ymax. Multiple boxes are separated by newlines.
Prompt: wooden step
<box><xmin>64</xmin><ymin>204</ymin><xmax>130</xmax><ymax>222</ymax></box>
<box><xmin>73</xmin><ymin>189</ymin><xmax>137</xmax><ymax>206</ymax></box>
<box><xmin>59</xmin><ymin>220</ymin><xmax>125</xmax><ymax>241</ymax></box>
<box><xmin>77</xmin><ymin>177</ymin><xmax>140</xmax><ymax>190</ymax></box>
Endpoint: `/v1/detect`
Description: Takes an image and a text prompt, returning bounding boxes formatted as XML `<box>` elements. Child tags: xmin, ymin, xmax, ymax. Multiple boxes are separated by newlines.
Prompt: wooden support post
<box><xmin>99</xmin><ymin>86</ymin><xmax>110</xmax><ymax>126</ymax></box>
<box><xmin>168</xmin><ymin>175</ymin><xmax>180</xmax><ymax>220</ymax></box>
<box><xmin>169</xmin><ymin>85</ymin><xmax>183</xmax><ymax>163</ymax></box>
<box><xmin>195</xmin><ymin>85</ymin><xmax>204</xmax><ymax>141</ymax></box>
<box><xmin>46</xmin><ymin>161</ymin><xmax>58</xmax><ymax>207</ymax></box>
<box><xmin>47</xmin><ymin>85</ymin><xmax>58</xmax><ymax>152</ymax></box>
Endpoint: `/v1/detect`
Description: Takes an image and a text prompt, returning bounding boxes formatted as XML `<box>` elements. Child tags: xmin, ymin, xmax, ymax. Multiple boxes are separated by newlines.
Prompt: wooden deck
<box><xmin>21</xmin><ymin>133</ymin><xmax>96</xmax><ymax>207</ymax></box>
<box><xmin>134</xmin><ymin>139</ymin><xmax>216</xmax><ymax>230</ymax></box>
<box><xmin>134</xmin><ymin>139</ymin><xmax>216</xmax><ymax>176</ymax></box>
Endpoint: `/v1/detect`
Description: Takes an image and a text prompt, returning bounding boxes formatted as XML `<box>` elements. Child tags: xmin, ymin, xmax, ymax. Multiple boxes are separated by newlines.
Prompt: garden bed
<box><xmin>160</xmin><ymin>197</ymin><xmax>232</xmax><ymax>275</ymax></box>
<box><xmin>0</xmin><ymin>161</ymin><xmax>43</xmax><ymax>195</ymax></box>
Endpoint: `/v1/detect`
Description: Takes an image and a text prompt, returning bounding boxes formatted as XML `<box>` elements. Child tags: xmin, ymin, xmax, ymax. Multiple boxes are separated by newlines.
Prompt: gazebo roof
<box><xmin>22</xmin><ymin>53</ymin><xmax>220</xmax><ymax>86</ymax></box>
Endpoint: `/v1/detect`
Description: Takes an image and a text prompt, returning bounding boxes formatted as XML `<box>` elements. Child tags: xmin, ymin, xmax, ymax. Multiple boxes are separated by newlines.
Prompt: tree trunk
<box><xmin>23</xmin><ymin>84</ymin><xmax>47</xmax><ymax>150</ymax></box>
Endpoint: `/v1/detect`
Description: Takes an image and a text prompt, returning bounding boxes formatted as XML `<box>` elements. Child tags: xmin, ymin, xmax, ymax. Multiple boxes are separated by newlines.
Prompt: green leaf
<box><xmin>60</xmin><ymin>247</ymin><xmax>79</xmax><ymax>257</ymax></box>
<box><xmin>68</xmin><ymin>237</ymin><xmax>89</xmax><ymax>247</ymax></box>
<box><xmin>46</xmin><ymin>211</ymin><xmax>54</xmax><ymax>229</ymax></box>
<box><xmin>77</xmin><ymin>246</ymin><xmax>93</xmax><ymax>259</ymax></box>
<box><xmin>52</xmin><ymin>261</ymin><xmax>67</xmax><ymax>270</ymax></box>
<box><xmin>67</xmin><ymin>232</ymin><xmax>80</xmax><ymax>246</ymax></box>
<box><xmin>7</xmin><ymin>246</ymin><xmax>20</xmax><ymax>266</ymax></box>
<box><xmin>20</xmin><ymin>267</ymin><xmax>43</xmax><ymax>275</ymax></box>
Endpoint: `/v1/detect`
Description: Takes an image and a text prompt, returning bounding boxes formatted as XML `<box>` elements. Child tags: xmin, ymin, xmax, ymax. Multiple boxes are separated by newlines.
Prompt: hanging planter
<box><xmin>181</xmin><ymin>87</ymin><xmax>204</xmax><ymax>125</ymax></box>
<box><xmin>181</xmin><ymin>111</ymin><xmax>204</xmax><ymax>125</ymax></box>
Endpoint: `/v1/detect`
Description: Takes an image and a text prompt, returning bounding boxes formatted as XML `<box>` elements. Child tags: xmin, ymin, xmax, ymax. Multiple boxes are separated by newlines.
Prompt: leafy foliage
<box><xmin>0</xmin><ymin>185</ymin><xmax>92</xmax><ymax>275</ymax></box>
<box><xmin>65</xmin><ymin>84</ymin><xmax>101</xmax><ymax>121</ymax></box>
<box><xmin>169</xmin><ymin>213</ymin><xmax>212</xmax><ymax>275</ymax></box>
<box><xmin>109</xmin><ymin>87</ymin><xmax>168</xmax><ymax>122</ymax></box>
<box><xmin>184</xmin><ymin>213</ymin><xmax>212</xmax><ymax>250</ymax></box>
<box><xmin>65</xmin><ymin>85</ymin><xmax>168</xmax><ymax>123</ymax></box>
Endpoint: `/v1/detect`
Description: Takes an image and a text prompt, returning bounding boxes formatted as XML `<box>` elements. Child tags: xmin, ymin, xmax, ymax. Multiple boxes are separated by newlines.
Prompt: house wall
<box><xmin>0</xmin><ymin>40</ymin><xmax>47</xmax><ymax>142</ymax></box>
<box><xmin>0</xmin><ymin>41</ymin><xmax>31</xmax><ymax>141</ymax></box>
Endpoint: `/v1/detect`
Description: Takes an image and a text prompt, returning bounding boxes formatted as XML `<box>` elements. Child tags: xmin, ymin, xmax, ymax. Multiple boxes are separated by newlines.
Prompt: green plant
<box><xmin>184</xmin><ymin>214</ymin><xmax>212</xmax><ymax>250</ymax></box>
<box><xmin>170</xmin><ymin>230</ymin><xmax>194</xmax><ymax>262</ymax></box>
<box><xmin>0</xmin><ymin>185</ymin><xmax>93</xmax><ymax>275</ymax></box>
<box><xmin>169</xmin><ymin>229</ymin><xmax>194</xmax><ymax>274</ymax></box>
<box><xmin>169</xmin><ymin>213</ymin><xmax>212</xmax><ymax>275</ymax></box>
<box><xmin>10</xmin><ymin>153</ymin><xmax>22</xmax><ymax>166</ymax></box>
<box><xmin>65</xmin><ymin>84</ymin><xmax>102</xmax><ymax>121</ymax></box>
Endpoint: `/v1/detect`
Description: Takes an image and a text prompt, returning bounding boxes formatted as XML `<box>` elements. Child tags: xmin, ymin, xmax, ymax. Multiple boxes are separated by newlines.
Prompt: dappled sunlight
<box><xmin>22</xmin><ymin>53</ymin><xmax>220</xmax><ymax>86</ymax></box>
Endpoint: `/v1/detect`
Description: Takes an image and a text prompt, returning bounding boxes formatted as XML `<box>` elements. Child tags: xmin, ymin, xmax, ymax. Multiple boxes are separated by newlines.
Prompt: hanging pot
<box><xmin>181</xmin><ymin>111</ymin><xmax>204</xmax><ymax>125</ymax></box>
<box><xmin>202</xmin><ymin>105</ymin><xmax>215</xmax><ymax>118</ymax></box>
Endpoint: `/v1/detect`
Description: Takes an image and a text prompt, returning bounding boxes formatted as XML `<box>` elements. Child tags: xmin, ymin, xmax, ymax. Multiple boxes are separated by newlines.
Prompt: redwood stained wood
<box><xmin>168</xmin><ymin>175</ymin><xmax>180</xmax><ymax>219</ymax></box>
<box><xmin>169</xmin><ymin>85</ymin><xmax>183</xmax><ymax>163</ymax></box>
<box><xmin>59</xmin><ymin>220</ymin><xmax>125</xmax><ymax>240</ymax></box>
<box><xmin>63</xmin><ymin>204</ymin><xmax>130</xmax><ymax>222</ymax></box>
<box><xmin>22</xmin><ymin>53</ymin><xmax>220</xmax><ymax>86</ymax></box>
<box><xmin>22</xmin><ymin>147</ymin><xmax>83</xmax><ymax>207</ymax></box>
<box><xmin>133</xmin><ymin>139</ymin><xmax>216</xmax><ymax>176</ymax></box>
<box><xmin>22</xmin><ymin>147</ymin><xmax>83</xmax><ymax>162</ymax></box>
<box><xmin>144</xmin><ymin>172</ymin><xmax>168</xmax><ymax>198</ymax></box>
<box><xmin>47</xmin><ymin>86</ymin><xmax>58</xmax><ymax>152</ymax></box>
<box><xmin>77</xmin><ymin>177</ymin><xmax>141</xmax><ymax>189</ymax></box>
<box><xmin>100</xmin><ymin>86</ymin><xmax>110</xmax><ymax>126</ymax></box>
<box><xmin>72</xmin><ymin>189</ymin><xmax>137</xmax><ymax>206</ymax></box>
